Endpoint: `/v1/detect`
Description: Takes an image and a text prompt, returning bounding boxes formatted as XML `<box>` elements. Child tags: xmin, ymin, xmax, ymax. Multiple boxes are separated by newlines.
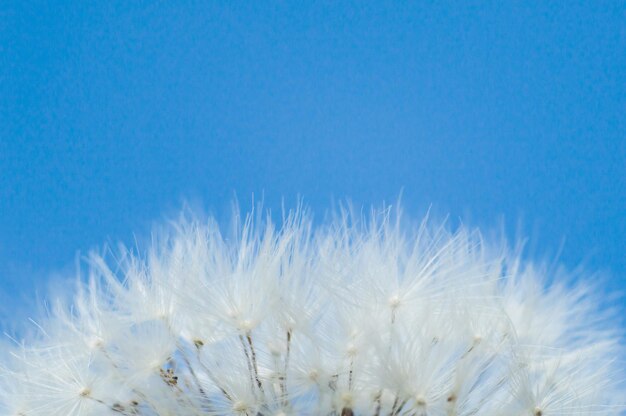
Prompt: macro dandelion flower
<box><xmin>1</xmin><ymin>206</ymin><xmax>624</xmax><ymax>415</ymax></box>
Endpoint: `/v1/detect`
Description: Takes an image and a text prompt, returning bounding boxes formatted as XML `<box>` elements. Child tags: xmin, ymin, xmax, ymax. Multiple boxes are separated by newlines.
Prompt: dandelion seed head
<box><xmin>0</xmin><ymin>205</ymin><xmax>624</xmax><ymax>415</ymax></box>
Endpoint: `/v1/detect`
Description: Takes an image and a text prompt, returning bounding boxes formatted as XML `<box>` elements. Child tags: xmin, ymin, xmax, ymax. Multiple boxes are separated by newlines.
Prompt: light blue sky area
<box><xmin>1</xmin><ymin>2</ymin><xmax>625</xmax><ymax>316</ymax></box>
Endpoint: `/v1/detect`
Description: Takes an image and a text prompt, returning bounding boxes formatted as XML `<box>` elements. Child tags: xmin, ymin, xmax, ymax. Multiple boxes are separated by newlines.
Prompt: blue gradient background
<box><xmin>1</xmin><ymin>2</ymin><xmax>625</xmax><ymax>316</ymax></box>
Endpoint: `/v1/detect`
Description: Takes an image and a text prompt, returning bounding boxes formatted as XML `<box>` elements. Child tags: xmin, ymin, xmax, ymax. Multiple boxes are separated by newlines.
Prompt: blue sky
<box><xmin>1</xmin><ymin>2</ymin><xmax>625</xmax><ymax>315</ymax></box>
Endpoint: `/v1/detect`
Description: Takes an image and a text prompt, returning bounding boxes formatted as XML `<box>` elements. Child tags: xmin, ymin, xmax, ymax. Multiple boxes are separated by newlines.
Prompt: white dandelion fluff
<box><xmin>1</xmin><ymin>205</ymin><xmax>624</xmax><ymax>415</ymax></box>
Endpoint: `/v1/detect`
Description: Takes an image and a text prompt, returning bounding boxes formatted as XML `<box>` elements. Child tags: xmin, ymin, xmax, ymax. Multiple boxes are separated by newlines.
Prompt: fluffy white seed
<box><xmin>0</xmin><ymin>206</ymin><xmax>624</xmax><ymax>415</ymax></box>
